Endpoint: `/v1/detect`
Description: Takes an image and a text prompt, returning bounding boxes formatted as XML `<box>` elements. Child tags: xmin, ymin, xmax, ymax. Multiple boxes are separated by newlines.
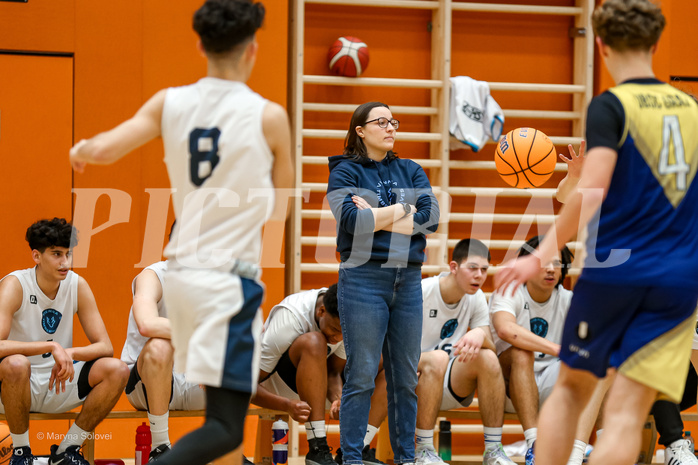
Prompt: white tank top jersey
<box><xmin>3</xmin><ymin>267</ymin><xmax>78</xmax><ymax>369</ymax></box>
<box><xmin>489</xmin><ymin>284</ymin><xmax>573</xmax><ymax>373</ymax></box>
<box><xmin>260</xmin><ymin>288</ymin><xmax>345</xmax><ymax>373</ymax></box>
<box><xmin>161</xmin><ymin>77</ymin><xmax>274</xmax><ymax>272</ymax></box>
<box><xmin>120</xmin><ymin>261</ymin><xmax>168</xmax><ymax>369</ymax></box>
<box><xmin>420</xmin><ymin>272</ymin><xmax>490</xmax><ymax>356</ymax></box>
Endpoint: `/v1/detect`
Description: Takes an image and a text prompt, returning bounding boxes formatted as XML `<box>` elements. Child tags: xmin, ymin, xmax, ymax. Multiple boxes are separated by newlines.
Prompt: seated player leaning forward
<box><xmin>121</xmin><ymin>260</ymin><xmax>206</xmax><ymax>462</ymax></box>
<box><xmin>490</xmin><ymin>236</ymin><xmax>608</xmax><ymax>465</ymax></box>
<box><xmin>414</xmin><ymin>238</ymin><xmax>515</xmax><ymax>465</ymax></box>
<box><xmin>253</xmin><ymin>284</ymin><xmax>388</xmax><ymax>465</ymax></box>
<box><xmin>0</xmin><ymin>218</ymin><xmax>129</xmax><ymax>465</ymax></box>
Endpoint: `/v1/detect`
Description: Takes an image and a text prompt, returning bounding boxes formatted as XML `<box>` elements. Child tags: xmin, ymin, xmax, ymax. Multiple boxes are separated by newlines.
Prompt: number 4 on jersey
<box><xmin>189</xmin><ymin>128</ymin><xmax>221</xmax><ymax>186</ymax></box>
<box><xmin>658</xmin><ymin>115</ymin><xmax>689</xmax><ymax>191</ymax></box>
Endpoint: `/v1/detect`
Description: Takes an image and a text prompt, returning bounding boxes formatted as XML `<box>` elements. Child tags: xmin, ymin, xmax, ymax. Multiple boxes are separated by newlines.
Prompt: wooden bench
<box><xmin>0</xmin><ymin>408</ymin><xmax>283</xmax><ymax>465</ymax></box>
<box><xmin>1</xmin><ymin>407</ymin><xmax>684</xmax><ymax>465</ymax></box>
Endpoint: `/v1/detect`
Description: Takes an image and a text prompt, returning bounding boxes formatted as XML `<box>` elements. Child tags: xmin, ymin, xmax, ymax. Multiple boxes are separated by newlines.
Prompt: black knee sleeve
<box><xmin>652</xmin><ymin>400</ymin><xmax>684</xmax><ymax>446</ymax></box>
<box><xmin>204</xmin><ymin>386</ymin><xmax>250</xmax><ymax>449</ymax></box>
<box><xmin>154</xmin><ymin>387</ymin><xmax>251</xmax><ymax>465</ymax></box>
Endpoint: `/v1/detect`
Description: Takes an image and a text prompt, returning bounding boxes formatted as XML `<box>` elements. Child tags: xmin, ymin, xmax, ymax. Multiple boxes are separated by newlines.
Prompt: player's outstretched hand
<box><xmin>330</xmin><ymin>399</ymin><xmax>341</xmax><ymax>420</ymax></box>
<box><xmin>494</xmin><ymin>254</ymin><xmax>541</xmax><ymax>295</ymax></box>
<box><xmin>69</xmin><ymin>139</ymin><xmax>88</xmax><ymax>173</ymax></box>
<box><xmin>558</xmin><ymin>141</ymin><xmax>586</xmax><ymax>180</ymax></box>
<box><xmin>288</xmin><ymin>400</ymin><xmax>311</xmax><ymax>423</ymax></box>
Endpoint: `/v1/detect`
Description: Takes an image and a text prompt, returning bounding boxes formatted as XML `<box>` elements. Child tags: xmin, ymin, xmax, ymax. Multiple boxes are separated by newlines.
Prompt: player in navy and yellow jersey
<box><xmin>495</xmin><ymin>1</ymin><xmax>698</xmax><ymax>464</ymax></box>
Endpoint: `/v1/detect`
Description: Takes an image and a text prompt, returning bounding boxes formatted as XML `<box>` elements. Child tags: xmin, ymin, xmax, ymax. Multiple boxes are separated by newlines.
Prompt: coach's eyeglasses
<box><xmin>364</xmin><ymin>117</ymin><xmax>400</xmax><ymax>130</ymax></box>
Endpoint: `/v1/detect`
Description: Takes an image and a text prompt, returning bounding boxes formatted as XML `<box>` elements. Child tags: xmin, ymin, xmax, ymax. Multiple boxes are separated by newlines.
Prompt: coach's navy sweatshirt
<box><xmin>327</xmin><ymin>154</ymin><xmax>440</xmax><ymax>267</ymax></box>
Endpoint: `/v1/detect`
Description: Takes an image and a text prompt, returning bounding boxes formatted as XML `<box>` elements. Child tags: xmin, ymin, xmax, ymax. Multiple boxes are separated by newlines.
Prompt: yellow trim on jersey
<box><xmin>609</xmin><ymin>83</ymin><xmax>698</xmax><ymax>207</ymax></box>
<box><xmin>619</xmin><ymin>313</ymin><xmax>694</xmax><ymax>403</ymax></box>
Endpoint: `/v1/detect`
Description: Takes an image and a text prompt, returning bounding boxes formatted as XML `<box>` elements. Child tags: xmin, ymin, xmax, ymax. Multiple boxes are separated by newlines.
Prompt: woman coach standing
<box><xmin>327</xmin><ymin>102</ymin><xmax>440</xmax><ymax>465</ymax></box>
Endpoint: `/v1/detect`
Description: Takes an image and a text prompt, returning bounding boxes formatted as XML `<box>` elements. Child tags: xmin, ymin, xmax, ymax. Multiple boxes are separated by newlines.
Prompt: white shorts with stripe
<box><xmin>126</xmin><ymin>369</ymin><xmax>205</xmax><ymax>411</ymax></box>
<box><xmin>0</xmin><ymin>361</ymin><xmax>92</xmax><ymax>414</ymax></box>
<box><xmin>163</xmin><ymin>266</ymin><xmax>264</xmax><ymax>393</ymax></box>
<box><xmin>504</xmin><ymin>358</ymin><xmax>561</xmax><ymax>413</ymax></box>
<box><xmin>440</xmin><ymin>357</ymin><xmax>476</xmax><ymax>411</ymax></box>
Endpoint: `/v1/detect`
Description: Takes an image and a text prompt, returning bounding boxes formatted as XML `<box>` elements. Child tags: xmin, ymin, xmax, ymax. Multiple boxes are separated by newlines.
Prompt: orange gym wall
<box><xmin>1</xmin><ymin>0</ymin><xmax>288</xmax><ymax>458</ymax></box>
<box><xmin>1</xmin><ymin>0</ymin><xmax>698</xmax><ymax>460</ymax></box>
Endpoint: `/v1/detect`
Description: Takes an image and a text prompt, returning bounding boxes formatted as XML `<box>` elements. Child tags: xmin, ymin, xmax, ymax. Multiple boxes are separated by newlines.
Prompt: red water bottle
<box><xmin>135</xmin><ymin>422</ymin><xmax>152</xmax><ymax>465</ymax></box>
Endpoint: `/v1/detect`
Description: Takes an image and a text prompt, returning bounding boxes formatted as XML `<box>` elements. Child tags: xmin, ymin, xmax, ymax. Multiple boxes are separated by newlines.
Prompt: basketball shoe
<box><xmin>335</xmin><ymin>444</ymin><xmax>386</xmax><ymax>465</ymax></box>
<box><xmin>306</xmin><ymin>437</ymin><xmax>336</xmax><ymax>465</ymax></box>
<box><xmin>149</xmin><ymin>444</ymin><xmax>171</xmax><ymax>462</ymax></box>
<box><xmin>525</xmin><ymin>442</ymin><xmax>535</xmax><ymax>465</ymax></box>
<box><xmin>49</xmin><ymin>444</ymin><xmax>89</xmax><ymax>465</ymax></box>
<box><xmin>664</xmin><ymin>439</ymin><xmax>698</xmax><ymax>465</ymax></box>
<box><xmin>10</xmin><ymin>447</ymin><xmax>35</xmax><ymax>465</ymax></box>
<box><xmin>483</xmin><ymin>444</ymin><xmax>516</xmax><ymax>465</ymax></box>
<box><xmin>415</xmin><ymin>445</ymin><xmax>445</xmax><ymax>465</ymax></box>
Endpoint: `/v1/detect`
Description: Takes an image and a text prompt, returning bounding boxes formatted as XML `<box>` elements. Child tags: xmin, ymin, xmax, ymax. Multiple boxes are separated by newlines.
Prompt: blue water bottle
<box><xmin>272</xmin><ymin>418</ymin><xmax>289</xmax><ymax>465</ymax></box>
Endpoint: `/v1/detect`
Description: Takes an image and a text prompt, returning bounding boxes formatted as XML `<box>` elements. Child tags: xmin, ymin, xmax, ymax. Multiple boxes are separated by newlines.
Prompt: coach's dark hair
<box><xmin>323</xmin><ymin>283</ymin><xmax>339</xmax><ymax>318</ymax></box>
<box><xmin>193</xmin><ymin>0</ymin><xmax>265</xmax><ymax>55</ymax></box>
<box><xmin>343</xmin><ymin>102</ymin><xmax>397</xmax><ymax>161</ymax></box>
<box><xmin>452</xmin><ymin>238</ymin><xmax>491</xmax><ymax>264</ymax></box>
<box><xmin>518</xmin><ymin>235</ymin><xmax>574</xmax><ymax>287</ymax></box>
<box><xmin>26</xmin><ymin>218</ymin><xmax>78</xmax><ymax>252</ymax></box>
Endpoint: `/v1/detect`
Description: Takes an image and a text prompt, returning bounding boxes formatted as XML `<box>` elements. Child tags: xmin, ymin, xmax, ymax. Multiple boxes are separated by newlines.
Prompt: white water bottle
<box><xmin>272</xmin><ymin>419</ymin><xmax>289</xmax><ymax>465</ymax></box>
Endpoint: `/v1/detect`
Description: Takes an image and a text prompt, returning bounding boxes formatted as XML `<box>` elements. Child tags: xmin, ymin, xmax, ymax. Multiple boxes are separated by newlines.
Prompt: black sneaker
<box><xmin>49</xmin><ymin>444</ymin><xmax>89</xmax><ymax>465</ymax></box>
<box><xmin>335</xmin><ymin>445</ymin><xmax>385</xmax><ymax>465</ymax></box>
<box><xmin>361</xmin><ymin>445</ymin><xmax>386</xmax><ymax>465</ymax></box>
<box><xmin>10</xmin><ymin>447</ymin><xmax>35</xmax><ymax>465</ymax></box>
<box><xmin>243</xmin><ymin>456</ymin><xmax>255</xmax><ymax>465</ymax></box>
<box><xmin>306</xmin><ymin>437</ymin><xmax>335</xmax><ymax>465</ymax></box>
<box><xmin>148</xmin><ymin>444</ymin><xmax>171</xmax><ymax>462</ymax></box>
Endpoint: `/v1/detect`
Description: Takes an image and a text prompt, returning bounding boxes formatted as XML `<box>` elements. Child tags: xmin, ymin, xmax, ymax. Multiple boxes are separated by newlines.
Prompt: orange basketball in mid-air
<box><xmin>0</xmin><ymin>423</ymin><xmax>11</xmax><ymax>464</ymax></box>
<box><xmin>495</xmin><ymin>127</ymin><xmax>557</xmax><ymax>188</ymax></box>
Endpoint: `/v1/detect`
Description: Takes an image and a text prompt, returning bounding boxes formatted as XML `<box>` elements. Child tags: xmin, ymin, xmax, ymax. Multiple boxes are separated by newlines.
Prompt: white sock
<box><xmin>306</xmin><ymin>420</ymin><xmax>326</xmax><ymax>440</ymax></box>
<box><xmin>524</xmin><ymin>428</ymin><xmax>537</xmax><ymax>449</ymax></box>
<box><xmin>364</xmin><ymin>425</ymin><xmax>379</xmax><ymax>447</ymax></box>
<box><xmin>415</xmin><ymin>428</ymin><xmax>434</xmax><ymax>450</ymax></box>
<box><xmin>148</xmin><ymin>412</ymin><xmax>171</xmax><ymax>450</ymax></box>
<box><xmin>10</xmin><ymin>431</ymin><xmax>29</xmax><ymax>449</ymax></box>
<box><xmin>483</xmin><ymin>426</ymin><xmax>503</xmax><ymax>452</ymax></box>
<box><xmin>566</xmin><ymin>440</ymin><xmax>587</xmax><ymax>465</ymax></box>
<box><xmin>595</xmin><ymin>428</ymin><xmax>603</xmax><ymax>441</ymax></box>
<box><xmin>57</xmin><ymin>423</ymin><xmax>90</xmax><ymax>454</ymax></box>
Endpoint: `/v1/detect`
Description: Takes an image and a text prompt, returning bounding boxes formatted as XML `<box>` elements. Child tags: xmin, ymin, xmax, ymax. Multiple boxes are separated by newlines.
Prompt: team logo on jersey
<box><xmin>440</xmin><ymin>319</ymin><xmax>459</xmax><ymax>340</ymax></box>
<box><xmin>41</xmin><ymin>309</ymin><xmax>62</xmax><ymax>334</ymax></box>
<box><xmin>460</xmin><ymin>103</ymin><xmax>484</xmax><ymax>122</ymax></box>
<box><xmin>374</xmin><ymin>180</ymin><xmax>404</xmax><ymax>208</ymax></box>
<box><xmin>530</xmin><ymin>317</ymin><xmax>548</xmax><ymax>338</ymax></box>
<box><xmin>30</xmin><ymin>295</ymin><xmax>37</xmax><ymax>304</ymax></box>
<box><xmin>524</xmin><ymin>302</ymin><xmax>530</xmax><ymax>311</ymax></box>
<box><xmin>429</xmin><ymin>309</ymin><xmax>438</xmax><ymax>318</ymax></box>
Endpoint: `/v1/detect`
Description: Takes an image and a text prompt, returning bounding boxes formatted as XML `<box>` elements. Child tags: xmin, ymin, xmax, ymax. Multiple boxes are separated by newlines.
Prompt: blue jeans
<box><xmin>338</xmin><ymin>262</ymin><xmax>423</xmax><ymax>465</ymax></box>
